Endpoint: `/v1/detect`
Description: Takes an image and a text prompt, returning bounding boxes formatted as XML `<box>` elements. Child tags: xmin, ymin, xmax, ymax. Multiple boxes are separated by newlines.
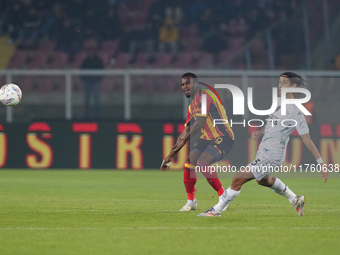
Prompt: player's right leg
<box><xmin>198</xmin><ymin>170</ymin><xmax>255</xmax><ymax>217</ymax></box>
<box><xmin>180</xmin><ymin>151</ymin><xmax>200</xmax><ymax>211</ymax></box>
<box><xmin>200</xmin><ymin>157</ymin><xmax>271</xmax><ymax>217</ymax></box>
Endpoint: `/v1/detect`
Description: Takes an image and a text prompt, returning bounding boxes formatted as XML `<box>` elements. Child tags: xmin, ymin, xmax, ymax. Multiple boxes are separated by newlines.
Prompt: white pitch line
<box><xmin>0</xmin><ymin>209</ymin><xmax>182</xmax><ymax>213</ymax></box>
<box><xmin>0</xmin><ymin>227</ymin><xmax>339</xmax><ymax>230</ymax></box>
<box><xmin>0</xmin><ymin>210</ymin><xmax>104</xmax><ymax>213</ymax></box>
<box><xmin>0</xmin><ymin>209</ymin><xmax>338</xmax><ymax>213</ymax></box>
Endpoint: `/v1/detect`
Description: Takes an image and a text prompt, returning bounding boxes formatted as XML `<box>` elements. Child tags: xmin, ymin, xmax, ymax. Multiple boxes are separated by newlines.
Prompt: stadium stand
<box><xmin>132</xmin><ymin>52</ymin><xmax>150</xmax><ymax>68</ymax></box>
<box><xmin>7</xmin><ymin>50</ymin><xmax>29</xmax><ymax>69</ymax></box>
<box><xmin>1</xmin><ymin>0</ymin><xmax>340</xmax><ymax>93</ymax></box>
<box><xmin>154</xmin><ymin>52</ymin><xmax>173</xmax><ymax>69</ymax></box>
<box><xmin>27</xmin><ymin>50</ymin><xmax>49</xmax><ymax>69</ymax></box>
<box><xmin>49</xmin><ymin>51</ymin><xmax>69</xmax><ymax>69</ymax></box>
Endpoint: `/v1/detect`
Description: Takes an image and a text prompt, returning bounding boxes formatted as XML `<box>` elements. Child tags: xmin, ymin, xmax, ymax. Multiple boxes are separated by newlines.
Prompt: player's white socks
<box><xmin>215</xmin><ymin>187</ymin><xmax>240</xmax><ymax>213</ymax></box>
<box><xmin>270</xmin><ymin>178</ymin><xmax>297</xmax><ymax>204</ymax></box>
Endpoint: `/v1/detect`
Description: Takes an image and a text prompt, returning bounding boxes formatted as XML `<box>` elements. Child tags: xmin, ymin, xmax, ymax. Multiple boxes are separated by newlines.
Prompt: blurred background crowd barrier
<box><xmin>0</xmin><ymin>69</ymin><xmax>339</xmax><ymax>124</ymax></box>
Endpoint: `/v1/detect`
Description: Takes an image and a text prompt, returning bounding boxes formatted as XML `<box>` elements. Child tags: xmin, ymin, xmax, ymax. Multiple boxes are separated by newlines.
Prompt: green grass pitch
<box><xmin>0</xmin><ymin>170</ymin><xmax>339</xmax><ymax>255</ymax></box>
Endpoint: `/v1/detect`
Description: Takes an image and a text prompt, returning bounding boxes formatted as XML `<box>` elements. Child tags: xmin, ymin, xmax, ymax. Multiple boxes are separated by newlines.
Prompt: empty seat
<box><xmin>97</xmin><ymin>51</ymin><xmax>111</xmax><ymax>67</ymax></box>
<box><xmin>39</xmin><ymin>40</ymin><xmax>56</xmax><ymax>51</ymax></box>
<box><xmin>133</xmin><ymin>12</ymin><xmax>147</xmax><ymax>26</ymax></box>
<box><xmin>37</xmin><ymin>78</ymin><xmax>55</xmax><ymax>92</ymax></box>
<box><xmin>82</xmin><ymin>38</ymin><xmax>99</xmax><ymax>51</ymax></box>
<box><xmin>153</xmin><ymin>53</ymin><xmax>172</xmax><ymax>68</ymax></box>
<box><xmin>7</xmin><ymin>50</ymin><xmax>29</xmax><ymax>69</ymax></box>
<box><xmin>228</xmin><ymin>37</ymin><xmax>245</xmax><ymax>49</ymax></box>
<box><xmin>140</xmin><ymin>0</ymin><xmax>155</xmax><ymax>11</ymax></box>
<box><xmin>19</xmin><ymin>77</ymin><xmax>35</xmax><ymax>92</ymax></box>
<box><xmin>195</xmin><ymin>52</ymin><xmax>214</xmax><ymax>69</ymax></box>
<box><xmin>28</xmin><ymin>51</ymin><xmax>49</xmax><ymax>69</ymax></box>
<box><xmin>71</xmin><ymin>51</ymin><xmax>87</xmax><ymax>69</ymax></box>
<box><xmin>132</xmin><ymin>52</ymin><xmax>149</xmax><ymax>68</ymax></box>
<box><xmin>101</xmin><ymin>40</ymin><xmax>120</xmax><ymax>54</ymax></box>
<box><xmin>49</xmin><ymin>52</ymin><xmax>69</xmax><ymax>69</ymax></box>
<box><xmin>111</xmin><ymin>53</ymin><xmax>130</xmax><ymax>68</ymax></box>
<box><xmin>217</xmin><ymin>49</ymin><xmax>234</xmax><ymax>67</ymax></box>
<box><xmin>182</xmin><ymin>38</ymin><xmax>203</xmax><ymax>51</ymax></box>
<box><xmin>180</xmin><ymin>24</ymin><xmax>198</xmax><ymax>39</ymax></box>
<box><xmin>173</xmin><ymin>51</ymin><xmax>193</xmax><ymax>68</ymax></box>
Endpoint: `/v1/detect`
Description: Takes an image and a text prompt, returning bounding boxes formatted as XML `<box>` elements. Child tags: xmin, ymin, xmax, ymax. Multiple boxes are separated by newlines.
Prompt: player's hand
<box><xmin>160</xmin><ymin>157</ymin><xmax>172</xmax><ymax>171</ymax></box>
<box><xmin>320</xmin><ymin>163</ymin><xmax>329</xmax><ymax>183</ymax></box>
<box><xmin>251</xmin><ymin>131</ymin><xmax>261</xmax><ymax>140</ymax></box>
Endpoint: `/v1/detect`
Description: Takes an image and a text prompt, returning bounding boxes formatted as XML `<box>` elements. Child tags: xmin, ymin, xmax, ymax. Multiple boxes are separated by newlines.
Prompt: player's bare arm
<box><xmin>173</xmin><ymin>116</ymin><xmax>206</xmax><ymax>153</ymax></box>
<box><xmin>300</xmin><ymin>133</ymin><xmax>329</xmax><ymax>183</ymax></box>
<box><xmin>160</xmin><ymin>125</ymin><xmax>190</xmax><ymax>171</ymax></box>
<box><xmin>251</xmin><ymin>126</ymin><xmax>266</xmax><ymax>140</ymax></box>
<box><xmin>160</xmin><ymin>116</ymin><xmax>206</xmax><ymax>170</ymax></box>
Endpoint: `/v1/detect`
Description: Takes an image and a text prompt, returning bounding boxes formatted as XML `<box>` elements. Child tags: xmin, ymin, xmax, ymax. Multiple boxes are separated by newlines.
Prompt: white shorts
<box><xmin>245</xmin><ymin>150</ymin><xmax>284</xmax><ymax>181</ymax></box>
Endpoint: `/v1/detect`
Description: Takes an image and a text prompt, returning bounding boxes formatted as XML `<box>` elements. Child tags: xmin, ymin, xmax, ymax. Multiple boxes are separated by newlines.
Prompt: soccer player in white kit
<box><xmin>199</xmin><ymin>72</ymin><xmax>329</xmax><ymax>217</ymax></box>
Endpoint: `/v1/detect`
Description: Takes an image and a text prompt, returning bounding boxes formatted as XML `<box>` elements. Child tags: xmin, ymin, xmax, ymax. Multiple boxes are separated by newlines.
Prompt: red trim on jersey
<box><xmin>214</xmin><ymin>100</ymin><xmax>234</xmax><ymax>140</ymax></box>
<box><xmin>184</xmin><ymin>106</ymin><xmax>192</xmax><ymax>126</ymax></box>
<box><xmin>197</xmin><ymin>82</ymin><xmax>223</xmax><ymax>105</ymax></box>
<box><xmin>203</xmin><ymin>90</ymin><xmax>213</xmax><ymax>115</ymax></box>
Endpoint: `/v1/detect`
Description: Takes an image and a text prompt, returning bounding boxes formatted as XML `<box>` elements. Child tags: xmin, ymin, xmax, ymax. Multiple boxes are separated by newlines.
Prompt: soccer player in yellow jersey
<box><xmin>160</xmin><ymin>72</ymin><xmax>234</xmax><ymax>211</ymax></box>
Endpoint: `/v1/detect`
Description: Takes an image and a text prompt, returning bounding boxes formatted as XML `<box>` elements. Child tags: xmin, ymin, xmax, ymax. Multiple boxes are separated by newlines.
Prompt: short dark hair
<box><xmin>280</xmin><ymin>72</ymin><xmax>305</xmax><ymax>87</ymax></box>
<box><xmin>182</xmin><ymin>72</ymin><xmax>197</xmax><ymax>82</ymax></box>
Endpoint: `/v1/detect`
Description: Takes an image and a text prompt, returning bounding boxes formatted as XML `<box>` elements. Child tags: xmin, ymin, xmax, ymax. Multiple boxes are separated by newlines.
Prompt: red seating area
<box><xmin>7</xmin><ymin>0</ymin><xmax>323</xmax><ymax>72</ymax></box>
<box><xmin>4</xmin><ymin>0</ymin><xmax>336</xmax><ymax>94</ymax></box>
<box><xmin>6</xmin><ymin>38</ymin><xmax>237</xmax><ymax>70</ymax></box>
<box><xmin>4</xmin><ymin>38</ymin><xmax>257</xmax><ymax>93</ymax></box>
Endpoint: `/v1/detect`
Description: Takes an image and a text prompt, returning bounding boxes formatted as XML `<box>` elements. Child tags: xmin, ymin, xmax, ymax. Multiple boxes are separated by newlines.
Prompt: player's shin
<box><xmin>270</xmin><ymin>178</ymin><xmax>297</xmax><ymax>204</ymax></box>
<box><xmin>184</xmin><ymin>162</ymin><xmax>197</xmax><ymax>200</ymax></box>
<box><xmin>215</xmin><ymin>187</ymin><xmax>240</xmax><ymax>212</ymax></box>
<box><xmin>197</xmin><ymin>161</ymin><xmax>224</xmax><ymax>196</ymax></box>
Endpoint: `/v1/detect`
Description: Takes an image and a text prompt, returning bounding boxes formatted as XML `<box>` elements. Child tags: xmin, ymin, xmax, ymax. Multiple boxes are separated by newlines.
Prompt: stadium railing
<box><xmin>0</xmin><ymin>69</ymin><xmax>340</xmax><ymax>123</ymax></box>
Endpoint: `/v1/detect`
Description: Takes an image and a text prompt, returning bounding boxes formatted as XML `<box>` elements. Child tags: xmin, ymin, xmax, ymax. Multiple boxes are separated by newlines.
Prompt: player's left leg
<box><xmin>257</xmin><ymin>175</ymin><xmax>305</xmax><ymax>216</ymax></box>
<box><xmin>196</xmin><ymin>152</ymin><xmax>225</xmax><ymax>197</ymax></box>
<box><xmin>179</xmin><ymin>151</ymin><xmax>200</xmax><ymax>211</ymax></box>
<box><xmin>196</xmin><ymin>136</ymin><xmax>234</xmax><ymax>196</ymax></box>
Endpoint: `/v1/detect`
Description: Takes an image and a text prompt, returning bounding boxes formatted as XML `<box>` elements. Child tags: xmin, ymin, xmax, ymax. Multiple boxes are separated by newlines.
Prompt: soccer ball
<box><xmin>0</xmin><ymin>83</ymin><xmax>22</xmax><ymax>106</ymax></box>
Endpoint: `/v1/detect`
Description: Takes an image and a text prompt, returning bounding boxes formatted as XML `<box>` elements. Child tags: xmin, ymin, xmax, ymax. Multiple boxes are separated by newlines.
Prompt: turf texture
<box><xmin>0</xmin><ymin>170</ymin><xmax>339</xmax><ymax>255</ymax></box>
